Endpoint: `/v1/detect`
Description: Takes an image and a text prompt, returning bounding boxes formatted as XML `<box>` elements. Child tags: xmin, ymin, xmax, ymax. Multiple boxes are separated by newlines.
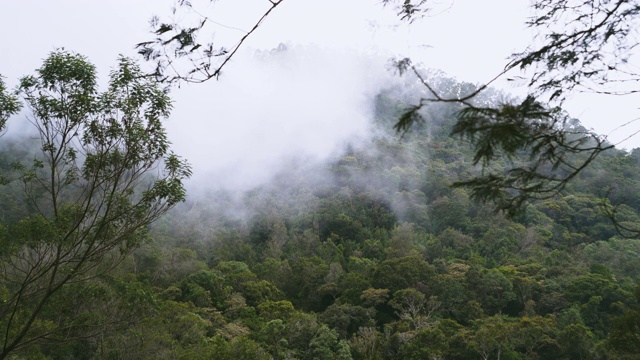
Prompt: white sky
<box><xmin>1</xmin><ymin>0</ymin><xmax>639</xmax><ymax>189</ymax></box>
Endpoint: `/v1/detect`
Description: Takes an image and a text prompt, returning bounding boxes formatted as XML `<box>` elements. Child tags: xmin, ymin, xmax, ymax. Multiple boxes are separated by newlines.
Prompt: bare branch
<box><xmin>137</xmin><ymin>0</ymin><xmax>288</xmax><ymax>84</ymax></box>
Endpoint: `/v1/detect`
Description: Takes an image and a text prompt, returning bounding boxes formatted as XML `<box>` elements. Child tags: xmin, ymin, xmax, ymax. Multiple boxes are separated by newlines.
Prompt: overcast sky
<box><xmin>2</xmin><ymin>0</ymin><xmax>639</xmax><ymax>190</ymax></box>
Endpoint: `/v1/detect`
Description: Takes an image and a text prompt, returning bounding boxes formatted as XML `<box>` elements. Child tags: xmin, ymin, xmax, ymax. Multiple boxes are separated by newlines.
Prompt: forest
<box><xmin>2</xmin><ymin>0</ymin><xmax>640</xmax><ymax>359</ymax></box>
<box><xmin>1</xmin><ymin>55</ymin><xmax>639</xmax><ymax>359</ymax></box>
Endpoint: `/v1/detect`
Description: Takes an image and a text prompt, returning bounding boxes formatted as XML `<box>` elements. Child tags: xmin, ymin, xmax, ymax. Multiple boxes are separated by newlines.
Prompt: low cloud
<box><xmin>167</xmin><ymin>45</ymin><xmax>397</xmax><ymax>194</ymax></box>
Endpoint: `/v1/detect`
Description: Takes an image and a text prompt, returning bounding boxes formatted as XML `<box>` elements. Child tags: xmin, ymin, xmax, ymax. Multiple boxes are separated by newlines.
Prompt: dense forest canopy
<box><xmin>2</xmin><ymin>64</ymin><xmax>640</xmax><ymax>358</ymax></box>
<box><xmin>0</xmin><ymin>0</ymin><xmax>640</xmax><ymax>359</ymax></box>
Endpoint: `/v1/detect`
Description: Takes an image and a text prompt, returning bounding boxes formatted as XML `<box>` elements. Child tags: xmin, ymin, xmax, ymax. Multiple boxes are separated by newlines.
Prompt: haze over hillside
<box><xmin>2</xmin><ymin>1</ymin><xmax>640</xmax><ymax>358</ymax></box>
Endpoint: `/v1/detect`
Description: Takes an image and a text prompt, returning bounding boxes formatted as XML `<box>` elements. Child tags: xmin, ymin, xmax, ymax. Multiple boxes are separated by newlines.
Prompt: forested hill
<box><xmin>3</xmin><ymin>76</ymin><xmax>640</xmax><ymax>359</ymax></box>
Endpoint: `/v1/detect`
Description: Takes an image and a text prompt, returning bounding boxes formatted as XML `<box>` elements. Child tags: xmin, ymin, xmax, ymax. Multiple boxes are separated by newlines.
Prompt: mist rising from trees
<box><xmin>167</xmin><ymin>45</ymin><xmax>400</xmax><ymax>194</ymax></box>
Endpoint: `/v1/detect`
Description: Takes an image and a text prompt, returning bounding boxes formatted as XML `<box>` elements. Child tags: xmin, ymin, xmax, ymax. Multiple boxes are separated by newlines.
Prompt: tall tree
<box><xmin>0</xmin><ymin>51</ymin><xmax>191</xmax><ymax>358</ymax></box>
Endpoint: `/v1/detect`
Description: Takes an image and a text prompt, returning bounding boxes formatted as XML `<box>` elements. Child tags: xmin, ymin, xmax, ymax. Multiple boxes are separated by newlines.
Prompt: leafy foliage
<box><xmin>0</xmin><ymin>75</ymin><xmax>638</xmax><ymax>358</ymax></box>
<box><xmin>0</xmin><ymin>76</ymin><xmax>21</xmax><ymax>136</ymax></box>
<box><xmin>0</xmin><ymin>51</ymin><xmax>190</xmax><ymax>358</ymax></box>
<box><xmin>4</xmin><ymin>1</ymin><xmax>640</xmax><ymax>354</ymax></box>
<box><xmin>451</xmin><ymin>96</ymin><xmax>612</xmax><ymax>215</ymax></box>
<box><xmin>387</xmin><ymin>0</ymin><xmax>640</xmax><ymax>224</ymax></box>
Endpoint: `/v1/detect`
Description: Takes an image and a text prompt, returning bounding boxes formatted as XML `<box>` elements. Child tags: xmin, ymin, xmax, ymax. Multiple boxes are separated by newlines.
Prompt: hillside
<box><xmin>2</xmin><ymin>75</ymin><xmax>640</xmax><ymax>359</ymax></box>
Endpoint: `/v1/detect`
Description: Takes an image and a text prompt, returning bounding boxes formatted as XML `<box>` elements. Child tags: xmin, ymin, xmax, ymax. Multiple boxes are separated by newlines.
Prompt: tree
<box><xmin>0</xmin><ymin>76</ymin><xmax>21</xmax><ymax>137</ymax></box>
<box><xmin>0</xmin><ymin>50</ymin><xmax>191</xmax><ymax>358</ymax></box>
<box><xmin>137</xmin><ymin>0</ymin><xmax>640</xmax><ymax>220</ymax></box>
<box><xmin>607</xmin><ymin>287</ymin><xmax>640</xmax><ymax>358</ymax></box>
<box><xmin>477</xmin><ymin>269</ymin><xmax>517</xmax><ymax>315</ymax></box>
<box><xmin>308</xmin><ymin>325</ymin><xmax>353</xmax><ymax>360</ymax></box>
<box><xmin>468</xmin><ymin>315</ymin><xmax>516</xmax><ymax>360</ymax></box>
<box><xmin>388</xmin><ymin>0</ymin><xmax>640</xmax><ymax>218</ymax></box>
<box><xmin>513</xmin><ymin>316</ymin><xmax>558</xmax><ymax>359</ymax></box>
<box><xmin>373</xmin><ymin>255</ymin><xmax>434</xmax><ymax>293</ymax></box>
<box><xmin>558</xmin><ymin>323</ymin><xmax>596</xmax><ymax>360</ymax></box>
<box><xmin>133</xmin><ymin>0</ymin><xmax>640</xmax><ymax>245</ymax></box>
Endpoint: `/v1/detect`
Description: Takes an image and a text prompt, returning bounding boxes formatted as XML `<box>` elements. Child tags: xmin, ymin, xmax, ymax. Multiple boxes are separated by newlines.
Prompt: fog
<box><xmin>167</xmin><ymin>45</ymin><xmax>398</xmax><ymax>194</ymax></box>
<box><xmin>2</xmin><ymin>0</ymin><xmax>639</xmax><ymax>220</ymax></box>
